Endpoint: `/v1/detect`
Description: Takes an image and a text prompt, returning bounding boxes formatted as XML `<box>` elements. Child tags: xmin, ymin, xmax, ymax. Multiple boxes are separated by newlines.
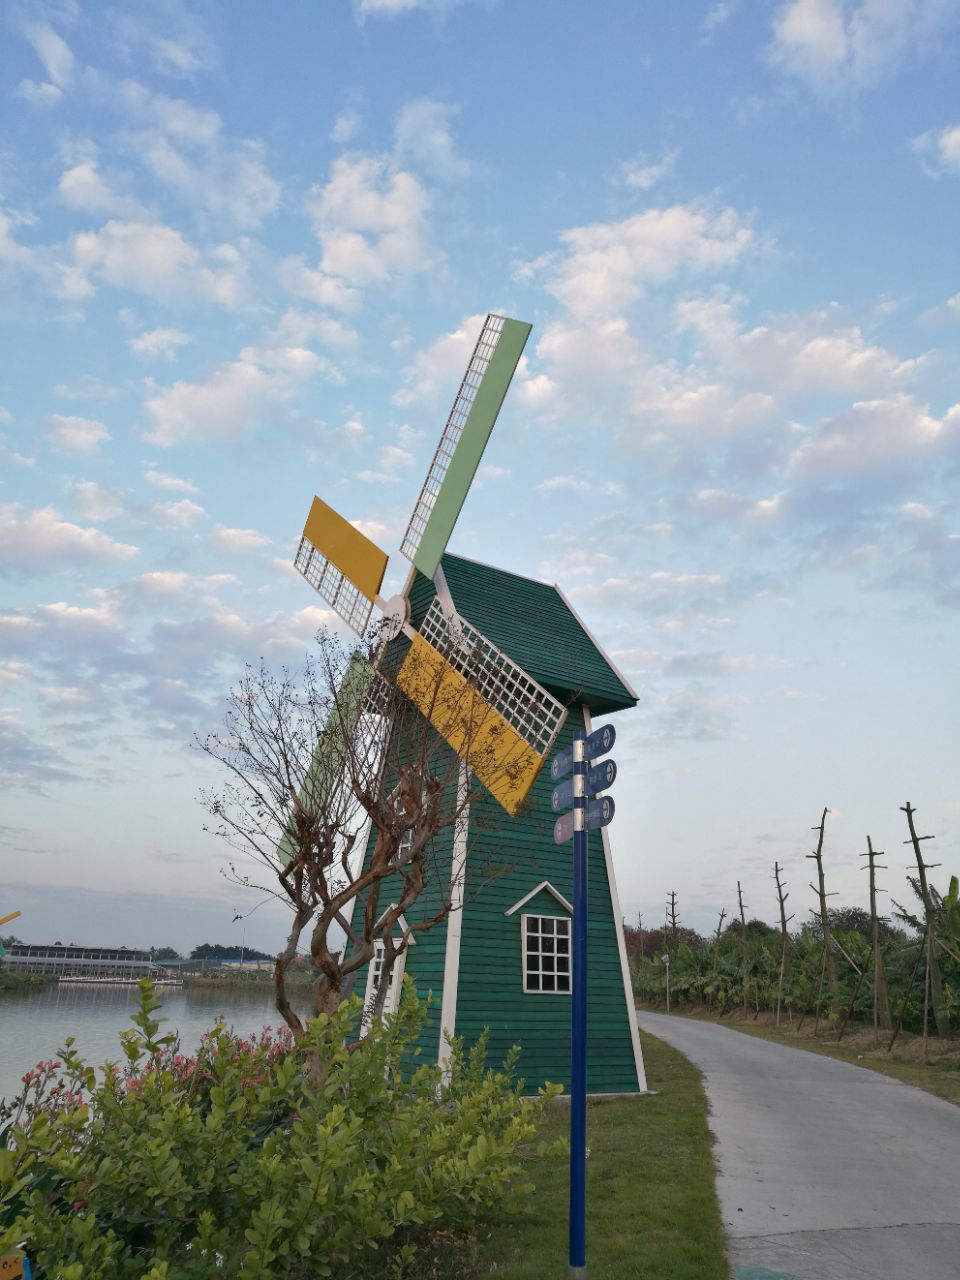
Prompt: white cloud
<box><xmin>17</xmin><ymin>79</ymin><xmax>64</xmax><ymax>106</ymax></box>
<box><xmin>70</xmin><ymin>481</ymin><xmax>126</xmax><ymax>521</ymax></box>
<box><xmin>537</xmin><ymin>474</ymin><xmax>625</xmax><ymax>497</ymax></box>
<box><xmin>331</xmin><ymin>108</ymin><xmax>362</xmax><ymax>144</ymax></box>
<box><xmin>129</xmin><ymin>327</ymin><xmax>191</xmax><ymax>359</ymax></box>
<box><xmin>676</xmin><ymin>294</ymin><xmax>922</xmax><ymax>399</ymax></box>
<box><xmin>143</xmin><ymin>343</ymin><xmax>327</xmax><ymax>447</ymax></box>
<box><xmin>212</xmin><ymin>526</ymin><xmax>271</xmax><ymax>552</ymax></box>
<box><xmin>111</xmin><ymin>81</ymin><xmax>280</xmax><ymax>229</ymax></box>
<box><xmin>150</xmin><ymin>498</ymin><xmax>206</xmax><ymax>528</ymax></box>
<box><xmin>526</xmin><ymin>203</ymin><xmax>755</xmax><ymax>319</ymax></box>
<box><xmin>768</xmin><ymin>0</ymin><xmax>956</xmax><ymax>97</ymax></box>
<box><xmin>0</xmin><ymin>505</ymin><xmax>137</xmax><ymax>573</ymax></box>
<box><xmin>394</xmin><ymin>99</ymin><xmax>469</xmax><ymax>180</ymax></box>
<box><xmin>355</xmin><ymin>0</ymin><xmax>474</xmax><ymax>15</ymax></box>
<box><xmin>393</xmin><ymin>312</ymin><xmax>488</xmax><ymax>407</ymax></box>
<box><xmin>787</xmin><ymin>394</ymin><xmax>955</xmax><ymax>478</ymax></box>
<box><xmin>912</xmin><ymin>122</ymin><xmax>960</xmax><ymax>177</ymax></box>
<box><xmin>622</xmin><ymin>150</ymin><xmax>678</xmax><ymax>191</ymax></box>
<box><xmin>307</xmin><ymin>153</ymin><xmax>434</xmax><ymax>286</ymax></box>
<box><xmin>22</xmin><ymin>21</ymin><xmax>74</xmax><ymax>89</ymax></box>
<box><xmin>58</xmin><ymin>160</ymin><xmax>134</xmax><ymax>215</ymax></box>
<box><xmin>72</xmin><ymin>220</ymin><xmax>249</xmax><ymax>305</ymax></box>
<box><xmin>143</xmin><ymin>468</ymin><xmax>199</xmax><ymax>494</ymax></box>
<box><xmin>44</xmin><ymin>414</ymin><xmax>111</xmax><ymax>452</ymax></box>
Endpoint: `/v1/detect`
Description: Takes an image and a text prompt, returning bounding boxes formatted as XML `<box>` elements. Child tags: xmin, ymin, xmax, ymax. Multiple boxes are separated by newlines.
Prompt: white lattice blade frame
<box><xmin>294</xmin><ymin>535</ymin><xmax>375</xmax><ymax>636</ymax></box>
<box><xmin>418</xmin><ymin>597</ymin><xmax>567</xmax><ymax>759</ymax></box>
<box><xmin>400</xmin><ymin>313</ymin><xmax>506</xmax><ymax>565</ymax></box>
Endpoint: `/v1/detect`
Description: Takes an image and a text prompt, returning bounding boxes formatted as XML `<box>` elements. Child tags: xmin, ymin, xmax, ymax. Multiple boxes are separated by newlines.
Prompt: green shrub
<box><xmin>1</xmin><ymin>980</ymin><xmax>557</xmax><ymax>1279</ymax></box>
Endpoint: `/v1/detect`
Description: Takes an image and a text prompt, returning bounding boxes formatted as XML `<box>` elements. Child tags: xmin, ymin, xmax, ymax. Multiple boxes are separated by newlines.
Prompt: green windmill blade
<box><xmin>400</xmin><ymin>314</ymin><xmax>532</xmax><ymax>581</ymax></box>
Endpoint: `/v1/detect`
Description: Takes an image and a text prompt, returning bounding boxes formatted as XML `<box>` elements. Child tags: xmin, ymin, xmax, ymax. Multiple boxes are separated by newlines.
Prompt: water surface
<box><xmin>0</xmin><ymin>983</ymin><xmax>284</xmax><ymax>1104</ymax></box>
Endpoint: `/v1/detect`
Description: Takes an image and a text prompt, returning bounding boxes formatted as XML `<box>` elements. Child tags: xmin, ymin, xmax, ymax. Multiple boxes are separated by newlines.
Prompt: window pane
<box><xmin>528</xmin><ymin>918</ymin><xmax>540</xmax><ymax>934</ymax></box>
<box><xmin>528</xmin><ymin>973</ymin><xmax>541</xmax><ymax>991</ymax></box>
<box><xmin>542</xmin><ymin>974</ymin><xmax>555</xmax><ymax>991</ymax></box>
<box><xmin>557</xmin><ymin>974</ymin><xmax>571</xmax><ymax>992</ymax></box>
<box><xmin>542</xmin><ymin>918</ymin><xmax>555</xmax><ymax>934</ymax></box>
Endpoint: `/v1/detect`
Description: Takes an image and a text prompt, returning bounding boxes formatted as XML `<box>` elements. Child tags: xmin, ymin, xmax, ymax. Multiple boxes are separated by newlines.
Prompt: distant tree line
<box><xmin>631</xmin><ymin>802</ymin><xmax>959</xmax><ymax>1046</ymax></box>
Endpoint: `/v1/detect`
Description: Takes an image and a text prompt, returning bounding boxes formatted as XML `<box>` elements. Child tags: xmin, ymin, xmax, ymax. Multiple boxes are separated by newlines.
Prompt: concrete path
<box><xmin>638</xmin><ymin>1011</ymin><xmax>960</xmax><ymax>1280</ymax></box>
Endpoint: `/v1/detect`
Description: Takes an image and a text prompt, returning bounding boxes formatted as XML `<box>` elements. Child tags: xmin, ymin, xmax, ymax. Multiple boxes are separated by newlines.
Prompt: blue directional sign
<box><xmin>585</xmin><ymin>758</ymin><xmax>617</xmax><ymax>795</ymax></box>
<box><xmin>583</xmin><ymin>722</ymin><xmax>616</xmax><ymax>761</ymax></box>
<box><xmin>553</xmin><ymin>811</ymin><xmax>575</xmax><ymax>844</ymax></box>
<box><xmin>585</xmin><ymin>795</ymin><xmax>615</xmax><ymax>831</ymax></box>
<box><xmin>550</xmin><ymin>745</ymin><xmax>574</xmax><ymax>782</ymax></box>
<box><xmin>551</xmin><ymin>777</ymin><xmax>575</xmax><ymax>812</ymax></box>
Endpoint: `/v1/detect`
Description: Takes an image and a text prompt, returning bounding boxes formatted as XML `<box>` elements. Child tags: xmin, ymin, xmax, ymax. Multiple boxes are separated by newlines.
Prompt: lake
<box><xmin>0</xmin><ymin>983</ymin><xmax>283</xmax><ymax>1105</ymax></box>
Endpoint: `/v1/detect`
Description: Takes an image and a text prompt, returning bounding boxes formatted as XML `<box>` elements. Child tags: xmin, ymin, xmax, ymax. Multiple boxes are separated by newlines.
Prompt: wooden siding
<box><xmin>454</xmin><ymin>705</ymin><xmax>641</xmax><ymax>1095</ymax></box>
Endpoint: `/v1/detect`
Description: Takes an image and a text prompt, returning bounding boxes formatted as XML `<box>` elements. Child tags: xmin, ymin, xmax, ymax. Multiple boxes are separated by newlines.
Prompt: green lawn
<box><xmin>417</xmin><ymin>1029</ymin><xmax>729</xmax><ymax>1280</ymax></box>
<box><xmin>653</xmin><ymin>1006</ymin><xmax>960</xmax><ymax>1108</ymax></box>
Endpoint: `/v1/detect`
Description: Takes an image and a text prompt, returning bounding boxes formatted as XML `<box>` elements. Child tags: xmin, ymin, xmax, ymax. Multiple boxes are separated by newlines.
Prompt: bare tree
<box><xmin>862</xmin><ymin>836</ymin><xmax>892</xmax><ymax>1042</ymax></box>
<box><xmin>666</xmin><ymin>891</ymin><xmax>679</xmax><ymax>952</ymax></box>
<box><xmin>198</xmin><ymin>631</ymin><xmax>517</xmax><ymax>1039</ymax></box>
<box><xmin>773</xmin><ymin>862</ymin><xmax>794</xmax><ymax>1027</ymax></box>
<box><xmin>807</xmin><ymin>807</ymin><xmax>839</xmax><ymax>1016</ymax></box>
<box><xmin>737</xmin><ymin>881</ymin><xmax>749</xmax><ymax>1015</ymax></box>
<box><xmin>901</xmin><ymin>802</ymin><xmax>948</xmax><ymax>1038</ymax></box>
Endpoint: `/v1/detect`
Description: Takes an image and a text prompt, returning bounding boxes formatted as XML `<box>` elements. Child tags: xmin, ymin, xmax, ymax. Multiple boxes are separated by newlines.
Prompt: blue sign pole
<box><xmin>569</xmin><ymin>727</ymin><xmax>587</xmax><ymax>1278</ymax></box>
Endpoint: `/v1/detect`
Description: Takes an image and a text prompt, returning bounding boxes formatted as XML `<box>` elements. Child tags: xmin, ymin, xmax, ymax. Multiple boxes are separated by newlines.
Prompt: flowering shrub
<box><xmin>1</xmin><ymin>981</ymin><xmax>559</xmax><ymax>1279</ymax></box>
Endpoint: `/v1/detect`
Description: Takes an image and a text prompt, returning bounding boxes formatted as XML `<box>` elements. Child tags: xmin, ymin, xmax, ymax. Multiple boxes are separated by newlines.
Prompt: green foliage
<box><xmin>189</xmin><ymin>942</ymin><xmax>274</xmax><ymax>962</ymax></box>
<box><xmin>1</xmin><ymin>980</ymin><xmax>557</xmax><ymax>1279</ymax></box>
<box><xmin>633</xmin><ymin>884</ymin><xmax>960</xmax><ymax>1038</ymax></box>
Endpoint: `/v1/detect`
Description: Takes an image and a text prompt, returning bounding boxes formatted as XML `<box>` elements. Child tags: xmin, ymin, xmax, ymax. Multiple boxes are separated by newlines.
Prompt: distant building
<box><xmin>2</xmin><ymin>943</ymin><xmax>160</xmax><ymax>979</ymax></box>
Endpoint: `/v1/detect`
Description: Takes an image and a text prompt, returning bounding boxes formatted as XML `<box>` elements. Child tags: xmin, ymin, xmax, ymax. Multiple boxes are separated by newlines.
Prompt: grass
<box><xmin>649</xmin><ymin>1004</ymin><xmax>960</xmax><ymax>1108</ymax></box>
<box><xmin>417</xmin><ymin>1029</ymin><xmax>729</xmax><ymax>1280</ymax></box>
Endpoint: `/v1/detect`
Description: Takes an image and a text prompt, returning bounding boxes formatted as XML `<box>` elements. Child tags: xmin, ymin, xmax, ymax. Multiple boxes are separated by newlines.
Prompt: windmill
<box><xmin>293</xmin><ymin>313</ymin><xmax>567</xmax><ymax>815</ymax></box>
<box><xmin>289</xmin><ymin>313</ymin><xmax>647</xmax><ymax>1098</ymax></box>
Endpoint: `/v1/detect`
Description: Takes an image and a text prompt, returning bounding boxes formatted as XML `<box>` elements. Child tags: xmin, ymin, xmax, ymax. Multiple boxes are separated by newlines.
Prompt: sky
<box><xmin>1</xmin><ymin>0</ymin><xmax>958</xmax><ymax>955</ymax></box>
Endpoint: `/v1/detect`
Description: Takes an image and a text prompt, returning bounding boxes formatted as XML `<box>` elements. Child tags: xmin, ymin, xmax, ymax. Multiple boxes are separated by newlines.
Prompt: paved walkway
<box><xmin>637</xmin><ymin>1011</ymin><xmax>960</xmax><ymax>1280</ymax></box>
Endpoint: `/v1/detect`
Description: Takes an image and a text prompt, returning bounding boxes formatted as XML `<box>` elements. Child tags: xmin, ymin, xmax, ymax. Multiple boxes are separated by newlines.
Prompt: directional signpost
<box><xmin>550</xmin><ymin>723</ymin><xmax>617</xmax><ymax>1279</ymax></box>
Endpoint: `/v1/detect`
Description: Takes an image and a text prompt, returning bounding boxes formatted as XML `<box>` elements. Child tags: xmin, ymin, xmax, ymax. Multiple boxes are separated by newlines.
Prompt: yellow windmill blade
<box><xmin>295</xmin><ymin>495</ymin><xmax>393</xmax><ymax>636</ymax></box>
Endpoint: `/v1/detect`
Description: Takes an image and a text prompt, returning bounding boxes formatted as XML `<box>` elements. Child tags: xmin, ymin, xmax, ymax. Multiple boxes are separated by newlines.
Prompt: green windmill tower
<box><xmin>292</xmin><ymin>314</ymin><xmax>646</xmax><ymax>1095</ymax></box>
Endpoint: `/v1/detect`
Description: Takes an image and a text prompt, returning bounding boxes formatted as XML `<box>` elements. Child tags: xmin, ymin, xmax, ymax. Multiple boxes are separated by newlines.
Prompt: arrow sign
<box><xmin>551</xmin><ymin>777</ymin><xmax>575</xmax><ymax>812</ymax></box>
<box><xmin>585</xmin><ymin>758</ymin><xmax>617</xmax><ymax>795</ymax></box>
<box><xmin>553</xmin><ymin>811</ymin><xmax>575</xmax><ymax>844</ymax></box>
<box><xmin>583</xmin><ymin>722</ymin><xmax>616</xmax><ymax>761</ymax></box>
<box><xmin>585</xmin><ymin>795</ymin><xmax>615</xmax><ymax>830</ymax></box>
<box><xmin>550</xmin><ymin>745</ymin><xmax>574</xmax><ymax>782</ymax></box>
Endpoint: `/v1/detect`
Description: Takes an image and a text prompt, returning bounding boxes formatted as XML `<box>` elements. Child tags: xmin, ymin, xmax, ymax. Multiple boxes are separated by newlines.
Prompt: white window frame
<box><xmin>359</xmin><ymin>905</ymin><xmax>414</xmax><ymax>1037</ymax></box>
<box><xmin>521</xmin><ymin>913</ymin><xmax>572</xmax><ymax>995</ymax></box>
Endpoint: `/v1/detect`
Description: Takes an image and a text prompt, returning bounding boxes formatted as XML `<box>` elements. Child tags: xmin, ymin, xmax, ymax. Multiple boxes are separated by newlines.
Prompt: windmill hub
<box><xmin>380</xmin><ymin>594</ymin><xmax>409</xmax><ymax>641</ymax></box>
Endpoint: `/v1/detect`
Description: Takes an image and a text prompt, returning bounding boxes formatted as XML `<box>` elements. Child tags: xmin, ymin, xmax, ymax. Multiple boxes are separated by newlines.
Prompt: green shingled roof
<box><xmin>407</xmin><ymin>553</ymin><xmax>636</xmax><ymax>716</ymax></box>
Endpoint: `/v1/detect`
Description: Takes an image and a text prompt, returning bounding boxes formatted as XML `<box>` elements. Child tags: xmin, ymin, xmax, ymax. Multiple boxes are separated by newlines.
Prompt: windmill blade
<box><xmin>277</xmin><ymin>652</ymin><xmax>391</xmax><ymax>867</ymax></box>
<box><xmin>294</xmin><ymin>495</ymin><xmax>390</xmax><ymax>635</ymax></box>
<box><xmin>396</xmin><ymin>598</ymin><xmax>567</xmax><ymax>816</ymax></box>
<box><xmin>401</xmin><ymin>313</ymin><xmax>532</xmax><ymax>581</ymax></box>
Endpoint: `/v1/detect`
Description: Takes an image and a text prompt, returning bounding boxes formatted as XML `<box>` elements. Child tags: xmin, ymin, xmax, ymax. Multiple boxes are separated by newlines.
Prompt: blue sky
<box><xmin>2</xmin><ymin>0</ymin><xmax>958</xmax><ymax>953</ymax></box>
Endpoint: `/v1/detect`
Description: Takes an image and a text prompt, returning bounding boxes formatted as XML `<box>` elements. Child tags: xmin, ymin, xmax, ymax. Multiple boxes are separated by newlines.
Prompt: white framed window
<box><xmin>522</xmin><ymin>913</ymin><xmax>571</xmax><ymax>994</ymax></box>
<box><xmin>360</xmin><ymin>936</ymin><xmax>408</xmax><ymax>1036</ymax></box>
